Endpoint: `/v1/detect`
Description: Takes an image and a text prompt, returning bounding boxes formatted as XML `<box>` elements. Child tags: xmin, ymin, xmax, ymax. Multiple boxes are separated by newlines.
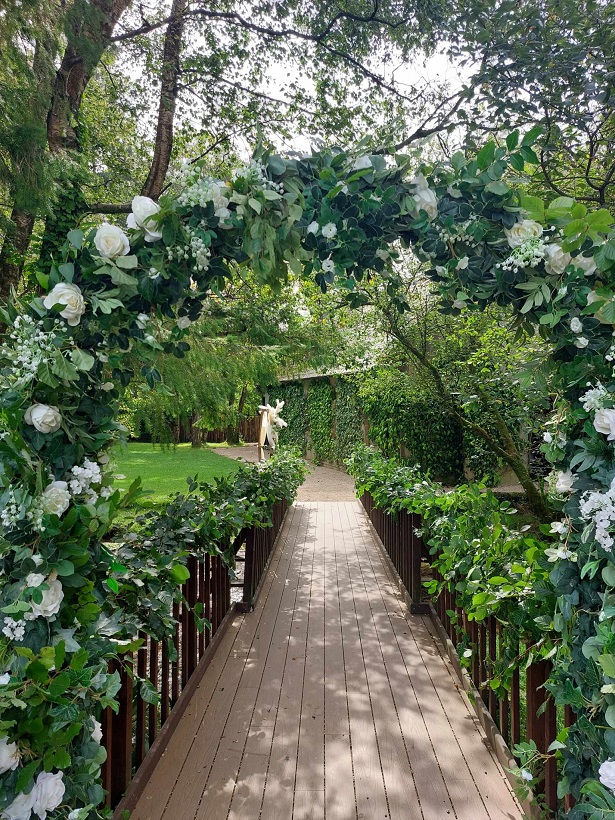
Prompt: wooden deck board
<box><xmin>130</xmin><ymin>501</ymin><xmax>522</xmax><ymax>820</ymax></box>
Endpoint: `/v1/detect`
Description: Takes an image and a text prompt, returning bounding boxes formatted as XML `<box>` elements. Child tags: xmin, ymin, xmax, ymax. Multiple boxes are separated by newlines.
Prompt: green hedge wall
<box><xmin>268</xmin><ymin>382</ymin><xmax>308</xmax><ymax>454</ymax></box>
<box><xmin>307</xmin><ymin>380</ymin><xmax>335</xmax><ymax>464</ymax></box>
<box><xmin>334</xmin><ymin>378</ymin><xmax>364</xmax><ymax>463</ymax></box>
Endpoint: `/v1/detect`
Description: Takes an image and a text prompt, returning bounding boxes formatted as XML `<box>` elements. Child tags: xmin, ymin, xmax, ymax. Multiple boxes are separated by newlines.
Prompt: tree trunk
<box><xmin>190</xmin><ymin>414</ymin><xmax>202</xmax><ymax>448</ymax></box>
<box><xmin>141</xmin><ymin>0</ymin><xmax>187</xmax><ymax>199</ymax></box>
<box><xmin>0</xmin><ymin>210</ymin><xmax>36</xmax><ymax>298</ymax></box>
<box><xmin>226</xmin><ymin>385</ymin><xmax>247</xmax><ymax>445</ymax></box>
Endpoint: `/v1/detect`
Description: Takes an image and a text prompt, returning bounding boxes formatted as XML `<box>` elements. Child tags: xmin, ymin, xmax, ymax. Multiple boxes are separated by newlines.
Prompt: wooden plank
<box><xmin>333</xmin><ymin>501</ymin><xmax>390</xmax><ymax>820</ymax></box>
<box><xmin>322</xmin><ymin>503</ymin><xmax>357</xmax><ymax>820</ymax></box>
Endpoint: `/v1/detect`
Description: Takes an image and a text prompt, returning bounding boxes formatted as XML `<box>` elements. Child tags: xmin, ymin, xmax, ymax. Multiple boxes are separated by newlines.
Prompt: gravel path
<box><xmin>215</xmin><ymin>444</ymin><xmax>357</xmax><ymax>501</ymax></box>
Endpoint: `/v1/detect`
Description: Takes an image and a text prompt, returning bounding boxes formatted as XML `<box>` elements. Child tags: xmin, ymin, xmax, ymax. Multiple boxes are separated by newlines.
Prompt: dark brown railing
<box><xmin>360</xmin><ymin>491</ymin><xmax>428</xmax><ymax>613</ymax></box>
<box><xmin>102</xmin><ymin>501</ymin><xmax>288</xmax><ymax>814</ymax></box>
<box><xmin>360</xmin><ymin>491</ymin><xmax>575</xmax><ymax>816</ymax></box>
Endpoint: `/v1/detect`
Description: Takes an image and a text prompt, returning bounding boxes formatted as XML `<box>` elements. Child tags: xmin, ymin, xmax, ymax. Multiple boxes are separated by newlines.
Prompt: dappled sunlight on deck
<box><xmin>130</xmin><ymin>502</ymin><xmax>522</xmax><ymax>820</ymax></box>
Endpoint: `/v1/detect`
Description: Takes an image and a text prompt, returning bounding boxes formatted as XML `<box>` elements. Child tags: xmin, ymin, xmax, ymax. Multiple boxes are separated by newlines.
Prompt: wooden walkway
<box><xmin>131</xmin><ymin>502</ymin><xmax>522</xmax><ymax>820</ymax></box>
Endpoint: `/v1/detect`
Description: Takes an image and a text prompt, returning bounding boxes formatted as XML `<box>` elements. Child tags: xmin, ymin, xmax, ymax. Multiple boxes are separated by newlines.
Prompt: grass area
<box><xmin>111</xmin><ymin>442</ymin><xmax>240</xmax><ymax>506</ymax></box>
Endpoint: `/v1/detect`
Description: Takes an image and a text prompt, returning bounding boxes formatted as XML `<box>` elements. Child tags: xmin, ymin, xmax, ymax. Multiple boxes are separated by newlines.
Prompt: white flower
<box><xmin>456</xmin><ymin>256</ymin><xmax>469</xmax><ymax>270</ymax></box>
<box><xmin>545</xmin><ymin>546</ymin><xmax>577</xmax><ymax>562</ymax></box>
<box><xmin>587</xmin><ymin>290</ymin><xmax>600</xmax><ymax>305</ymax></box>
<box><xmin>307</xmin><ymin>221</ymin><xmax>319</xmax><ymax>234</ymax></box>
<box><xmin>2</xmin><ymin>789</ymin><xmax>36</xmax><ymax>820</ymax></box>
<box><xmin>25</xmin><ymin>573</ymin><xmax>45</xmax><ymax>588</ymax></box>
<box><xmin>322</xmin><ymin>259</ymin><xmax>336</xmax><ymax>273</ymax></box>
<box><xmin>594</xmin><ymin>408</ymin><xmax>615</xmax><ymax>441</ymax></box>
<box><xmin>91</xmin><ymin>719</ymin><xmax>103</xmax><ymax>744</ymax></box>
<box><xmin>599</xmin><ymin>759</ymin><xmax>615</xmax><ymax>792</ymax></box>
<box><xmin>42</xmin><ymin>283</ymin><xmax>86</xmax><ymax>327</ymax></box>
<box><xmin>41</xmin><ymin>481</ymin><xmax>70</xmax><ymax>517</ymax></box>
<box><xmin>353</xmin><ymin>155</ymin><xmax>372</xmax><ymax>170</ymax></box>
<box><xmin>100</xmin><ymin>382</ymin><xmax>114</xmax><ymax>391</ymax></box>
<box><xmin>549</xmin><ymin>521</ymin><xmax>568</xmax><ymax>535</ymax></box>
<box><xmin>321</xmin><ymin>223</ymin><xmax>337</xmax><ymax>239</ymax></box>
<box><xmin>93</xmin><ymin>223</ymin><xmax>130</xmax><ymax>260</ymax></box>
<box><xmin>504</xmin><ymin>219</ymin><xmax>543</xmax><ymax>249</ymax></box>
<box><xmin>177</xmin><ymin>316</ymin><xmax>191</xmax><ymax>330</ymax></box>
<box><xmin>543</xmin><ymin>432</ymin><xmax>553</xmax><ymax>443</ymax></box>
<box><xmin>24</xmin><ymin>404</ymin><xmax>61</xmax><ymax>434</ymax></box>
<box><xmin>127</xmin><ymin>195</ymin><xmax>162</xmax><ymax>242</ymax></box>
<box><xmin>0</xmin><ymin>673</ymin><xmax>10</xmax><ymax>685</ymax></box>
<box><xmin>575</xmin><ymin>336</ymin><xmax>589</xmax><ymax>348</ymax></box>
<box><xmin>32</xmin><ymin>770</ymin><xmax>65</xmax><ymax>819</ymax></box>
<box><xmin>1</xmin><ymin>618</ymin><xmax>25</xmax><ymax>642</ymax></box>
<box><xmin>0</xmin><ymin>736</ymin><xmax>20</xmax><ymax>774</ymax></box>
<box><xmin>543</xmin><ymin>243</ymin><xmax>572</xmax><ymax>275</ymax></box>
<box><xmin>135</xmin><ymin>313</ymin><xmax>149</xmax><ymax>329</ymax></box>
<box><xmin>575</xmin><ymin>255</ymin><xmax>597</xmax><ymax>276</ymax></box>
<box><xmin>413</xmin><ymin>186</ymin><xmax>438</xmax><ymax>220</ymax></box>
<box><xmin>462</xmin><ymin>649</ymin><xmax>473</xmax><ymax>658</ymax></box>
<box><xmin>555</xmin><ymin>470</ymin><xmax>575</xmax><ymax>493</ymax></box>
<box><xmin>410</xmin><ymin>173</ymin><xmax>429</xmax><ymax>191</ymax></box>
<box><xmin>520</xmin><ymin>769</ymin><xmax>533</xmax><ymax>782</ymax></box>
<box><xmin>26</xmin><ymin>577</ymin><xmax>64</xmax><ymax>621</ymax></box>
<box><xmin>570</xmin><ymin>317</ymin><xmax>583</xmax><ymax>334</ymax></box>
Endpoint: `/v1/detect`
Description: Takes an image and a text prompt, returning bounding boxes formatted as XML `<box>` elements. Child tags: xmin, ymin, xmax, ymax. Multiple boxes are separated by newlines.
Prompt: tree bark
<box><xmin>226</xmin><ymin>385</ymin><xmax>248</xmax><ymax>445</ymax></box>
<box><xmin>190</xmin><ymin>414</ymin><xmax>203</xmax><ymax>448</ymax></box>
<box><xmin>141</xmin><ymin>0</ymin><xmax>187</xmax><ymax>199</ymax></box>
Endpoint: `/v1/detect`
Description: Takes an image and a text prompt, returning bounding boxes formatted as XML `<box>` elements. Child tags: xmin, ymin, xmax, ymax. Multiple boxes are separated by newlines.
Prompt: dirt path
<box><xmin>215</xmin><ymin>444</ymin><xmax>357</xmax><ymax>501</ymax></box>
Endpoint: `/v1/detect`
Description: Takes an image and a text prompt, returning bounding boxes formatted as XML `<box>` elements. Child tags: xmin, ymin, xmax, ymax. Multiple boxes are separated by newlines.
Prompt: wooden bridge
<box><xmin>125</xmin><ymin>501</ymin><xmax>521</xmax><ymax>820</ymax></box>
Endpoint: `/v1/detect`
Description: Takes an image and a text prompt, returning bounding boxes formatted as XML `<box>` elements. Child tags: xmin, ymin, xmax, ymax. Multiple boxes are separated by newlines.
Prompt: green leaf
<box><xmin>67</xmin><ymin>230</ymin><xmax>84</xmax><ymax>249</ymax></box>
<box><xmin>106</xmin><ymin>578</ymin><xmax>119</xmax><ymax>594</ymax></box>
<box><xmin>519</xmin><ymin>193</ymin><xmax>545</xmax><ymax>222</ymax></box>
<box><xmin>521</xmin><ymin>125</ymin><xmax>544</xmax><ymax>146</ymax></box>
<box><xmin>115</xmin><ymin>254</ymin><xmax>138</xmax><ymax>269</ymax></box>
<box><xmin>546</xmin><ymin>197</ymin><xmax>575</xmax><ymax>219</ymax></box>
<box><xmin>605</xmin><ymin>704</ymin><xmax>615</xmax><ymax>728</ymax></box>
<box><xmin>505</xmin><ymin>132</ymin><xmax>519</xmax><ymax>150</ymax></box>
<box><xmin>484</xmin><ymin>180</ymin><xmax>509</xmax><ymax>196</ymax></box>
<box><xmin>248</xmin><ymin>198</ymin><xmax>262</xmax><ymax>214</ymax></box>
<box><xmin>476</xmin><ymin>141</ymin><xmax>496</xmax><ymax>170</ymax></box>
<box><xmin>598</xmin><ymin>654</ymin><xmax>615</xmax><ymax>679</ymax></box>
<box><xmin>50</xmin><ymin>353</ymin><xmax>80</xmax><ymax>382</ymax></box>
<box><xmin>70</xmin><ymin>349</ymin><xmax>95</xmax><ymax>372</ymax></box>
<box><xmin>15</xmin><ymin>760</ymin><xmax>38</xmax><ymax>793</ymax></box>
<box><xmin>169</xmin><ymin>563</ymin><xmax>190</xmax><ymax>584</ymax></box>
<box><xmin>58</xmin><ymin>262</ymin><xmax>74</xmax><ymax>281</ymax></box>
<box><xmin>109</xmin><ymin>266</ymin><xmax>139</xmax><ymax>287</ymax></box>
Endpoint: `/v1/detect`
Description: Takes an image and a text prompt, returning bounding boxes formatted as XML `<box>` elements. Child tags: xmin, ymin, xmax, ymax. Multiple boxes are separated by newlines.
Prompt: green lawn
<box><xmin>111</xmin><ymin>442</ymin><xmax>240</xmax><ymax>506</ymax></box>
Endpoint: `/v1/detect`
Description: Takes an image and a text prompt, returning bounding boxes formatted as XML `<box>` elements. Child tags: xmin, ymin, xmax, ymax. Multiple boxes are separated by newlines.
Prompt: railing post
<box><xmin>103</xmin><ymin>658</ymin><xmax>133</xmax><ymax>808</ymax></box>
<box><xmin>526</xmin><ymin>658</ymin><xmax>557</xmax><ymax>811</ymax></box>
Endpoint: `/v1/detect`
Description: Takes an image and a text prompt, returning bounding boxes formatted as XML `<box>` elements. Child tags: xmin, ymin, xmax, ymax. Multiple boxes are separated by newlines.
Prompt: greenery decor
<box><xmin>306</xmin><ymin>380</ymin><xmax>335</xmax><ymax>464</ymax></box>
<box><xmin>2</xmin><ymin>132</ymin><xmax>615</xmax><ymax>815</ymax></box>
<box><xmin>268</xmin><ymin>383</ymin><xmax>308</xmax><ymax>454</ymax></box>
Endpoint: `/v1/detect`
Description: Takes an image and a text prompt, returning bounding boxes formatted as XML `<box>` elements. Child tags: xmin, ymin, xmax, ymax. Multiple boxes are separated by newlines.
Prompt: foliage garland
<box><xmin>1</xmin><ymin>132</ymin><xmax>615</xmax><ymax>816</ymax></box>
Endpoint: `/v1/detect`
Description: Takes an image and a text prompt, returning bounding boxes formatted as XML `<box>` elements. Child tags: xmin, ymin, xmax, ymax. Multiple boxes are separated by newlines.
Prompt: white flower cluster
<box><xmin>68</xmin><ymin>459</ymin><xmax>102</xmax><ymax>501</ymax></box>
<box><xmin>231</xmin><ymin>159</ymin><xmax>284</xmax><ymax>194</ymax></box>
<box><xmin>579</xmin><ymin>476</ymin><xmax>615</xmax><ymax>552</ymax></box>
<box><xmin>581</xmin><ymin>382</ymin><xmax>609</xmax><ymax>413</ymax></box>
<box><xmin>1</xmin><ymin>617</ymin><xmax>25</xmax><ymax>642</ymax></box>
<box><xmin>0</xmin><ymin>489</ymin><xmax>23</xmax><ymax>530</ymax></box>
<box><xmin>497</xmin><ymin>237</ymin><xmax>547</xmax><ymax>272</ymax></box>
<box><xmin>186</xmin><ymin>224</ymin><xmax>212</xmax><ymax>272</ymax></box>
<box><xmin>436</xmin><ymin>216</ymin><xmax>480</xmax><ymax>249</ymax></box>
<box><xmin>1</xmin><ymin>316</ymin><xmax>60</xmax><ymax>389</ymax></box>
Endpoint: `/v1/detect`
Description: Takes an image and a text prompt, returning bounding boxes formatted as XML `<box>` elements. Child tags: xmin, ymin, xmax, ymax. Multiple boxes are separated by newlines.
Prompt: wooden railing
<box><xmin>102</xmin><ymin>501</ymin><xmax>288</xmax><ymax>813</ymax></box>
<box><xmin>360</xmin><ymin>491</ymin><xmax>575</xmax><ymax>816</ymax></box>
<box><xmin>360</xmin><ymin>491</ymin><xmax>428</xmax><ymax>613</ymax></box>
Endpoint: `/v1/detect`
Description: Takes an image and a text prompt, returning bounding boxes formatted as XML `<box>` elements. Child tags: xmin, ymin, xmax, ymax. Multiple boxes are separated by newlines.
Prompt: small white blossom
<box><xmin>555</xmin><ymin>471</ymin><xmax>575</xmax><ymax>494</ymax></box>
<box><xmin>570</xmin><ymin>317</ymin><xmax>583</xmax><ymax>334</ymax></box>
<box><xmin>322</xmin><ymin>259</ymin><xmax>336</xmax><ymax>273</ymax></box>
<box><xmin>575</xmin><ymin>336</ymin><xmax>589</xmax><ymax>348</ymax></box>
<box><xmin>307</xmin><ymin>221</ymin><xmax>319</xmax><ymax>234</ymax></box>
<box><xmin>321</xmin><ymin>223</ymin><xmax>337</xmax><ymax>239</ymax></box>
<box><xmin>1</xmin><ymin>618</ymin><xmax>25</xmax><ymax>642</ymax></box>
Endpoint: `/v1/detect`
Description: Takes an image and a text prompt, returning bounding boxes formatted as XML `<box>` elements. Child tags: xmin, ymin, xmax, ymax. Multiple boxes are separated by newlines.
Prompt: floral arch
<box><xmin>2</xmin><ymin>133</ymin><xmax>615</xmax><ymax>817</ymax></box>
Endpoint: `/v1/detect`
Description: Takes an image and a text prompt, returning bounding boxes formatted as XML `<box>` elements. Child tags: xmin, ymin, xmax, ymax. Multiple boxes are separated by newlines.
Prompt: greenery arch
<box><xmin>2</xmin><ymin>133</ymin><xmax>615</xmax><ymax>817</ymax></box>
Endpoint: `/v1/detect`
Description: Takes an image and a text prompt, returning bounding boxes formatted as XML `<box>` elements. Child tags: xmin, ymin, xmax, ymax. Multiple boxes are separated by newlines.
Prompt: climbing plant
<box><xmin>306</xmin><ymin>380</ymin><xmax>335</xmax><ymax>464</ymax></box>
<box><xmin>268</xmin><ymin>383</ymin><xmax>308</xmax><ymax>454</ymax></box>
<box><xmin>1</xmin><ymin>131</ymin><xmax>615</xmax><ymax>817</ymax></box>
<box><xmin>333</xmin><ymin>378</ymin><xmax>364</xmax><ymax>464</ymax></box>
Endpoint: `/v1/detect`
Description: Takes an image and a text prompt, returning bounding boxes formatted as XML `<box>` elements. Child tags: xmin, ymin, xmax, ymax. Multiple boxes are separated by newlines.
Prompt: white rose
<box><xmin>307</xmin><ymin>221</ymin><xmax>319</xmax><ymax>234</ymax></box>
<box><xmin>353</xmin><ymin>155</ymin><xmax>372</xmax><ymax>170</ymax></box>
<box><xmin>570</xmin><ymin>317</ymin><xmax>583</xmax><ymax>334</ymax></box>
<box><xmin>42</xmin><ymin>283</ymin><xmax>86</xmax><ymax>327</ymax></box>
<box><xmin>2</xmin><ymin>789</ymin><xmax>35</xmax><ymax>820</ymax></box>
<box><xmin>26</xmin><ymin>577</ymin><xmax>64</xmax><ymax>621</ymax></box>
<box><xmin>25</xmin><ymin>573</ymin><xmax>45</xmax><ymax>588</ymax></box>
<box><xmin>504</xmin><ymin>219</ymin><xmax>543</xmax><ymax>248</ymax></box>
<box><xmin>457</xmin><ymin>256</ymin><xmax>469</xmax><ymax>270</ymax></box>
<box><xmin>0</xmin><ymin>736</ymin><xmax>20</xmax><ymax>775</ymax></box>
<box><xmin>24</xmin><ymin>404</ymin><xmax>62</xmax><ymax>434</ymax></box>
<box><xmin>321</xmin><ymin>223</ymin><xmax>337</xmax><ymax>239</ymax></box>
<box><xmin>594</xmin><ymin>408</ymin><xmax>615</xmax><ymax>441</ymax></box>
<box><xmin>127</xmin><ymin>195</ymin><xmax>162</xmax><ymax>242</ymax></box>
<box><xmin>413</xmin><ymin>187</ymin><xmax>438</xmax><ymax>220</ymax></box>
<box><xmin>555</xmin><ymin>470</ymin><xmax>575</xmax><ymax>493</ymax></box>
<box><xmin>600</xmin><ymin>760</ymin><xmax>615</xmax><ymax>792</ymax></box>
<box><xmin>575</xmin><ymin>336</ymin><xmax>589</xmax><ymax>348</ymax></box>
<box><xmin>575</xmin><ymin>255</ymin><xmax>597</xmax><ymax>277</ymax></box>
<box><xmin>93</xmin><ymin>223</ymin><xmax>130</xmax><ymax>260</ymax></box>
<box><xmin>177</xmin><ymin>316</ymin><xmax>191</xmax><ymax>330</ymax></box>
<box><xmin>92</xmin><ymin>719</ymin><xmax>103</xmax><ymax>744</ymax></box>
<box><xmin>543</xmin><ymin>243</ymin><xmax>572</xmax><ymax>275</ymax></box>
<box><xmin>41</xmin><ymin>481</ymin><xmax>70</xmax><ymax>517</ymax></box>
<box><xmin>32</xmin><ymin>771</ymin><xmax>65</xmax><ymax>819</ymax></box>
<box><xmin>322</xmin><ymin>259</ymin><xmax>335</xmax><ymax>273</ymax></box>
<box><xmin>543</xmin><ymin>432</ymin><xmax>553</xmax><ymax>443</ymax></box>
